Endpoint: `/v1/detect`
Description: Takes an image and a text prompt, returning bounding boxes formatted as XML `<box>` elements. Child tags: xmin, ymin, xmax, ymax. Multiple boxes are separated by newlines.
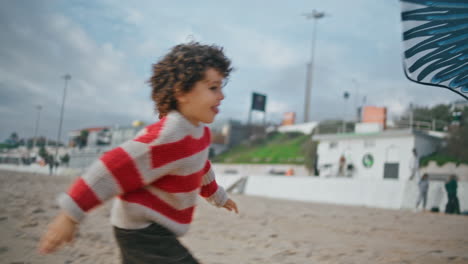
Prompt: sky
<box><xmin>0</xmin><ymin>0</ymin><xmax>464</xmax><ymax>142</ymax></box>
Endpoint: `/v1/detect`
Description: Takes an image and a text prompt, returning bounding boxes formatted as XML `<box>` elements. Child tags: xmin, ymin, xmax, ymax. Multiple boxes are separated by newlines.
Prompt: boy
<box><xmin>38</xmin><ymin>42</ymin><xmax>238</xmax><ymax>263</ymax></box>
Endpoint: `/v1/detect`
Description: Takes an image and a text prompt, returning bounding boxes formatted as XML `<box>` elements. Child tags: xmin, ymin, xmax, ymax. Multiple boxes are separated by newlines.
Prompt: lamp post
<box><xmin>302</xmin><ymin>10</ymin><xmax>325</xmax><ymax>123</ymax></box>
<box><xmin>55</xmin><ymin>74</ymin><xmax>71</xmax><ymax>168</ymax></box>
<box><xmin>33</xmin><ymin>105</ymin><xmax>42</xmax><ymax>149</ymax></box>
<box><xmin>343</xmin><ymin>91</ymin><xmax>350</xmax><ymax>133</ymax></box>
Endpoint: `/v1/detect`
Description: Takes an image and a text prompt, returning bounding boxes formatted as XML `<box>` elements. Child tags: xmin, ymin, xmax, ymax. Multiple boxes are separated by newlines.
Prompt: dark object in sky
<box><xmin>400</xmin><ymin>0</ymin><xmax>468</xmax><ymax>100</ymax></box>
<box><xmin>343</xmin><ymin>91</ymin><xmax>350</xmax><ymax>99</ymax></box>
<box><xmin>251</xmin><ymin>92</ymin><xmax>267</xmax><ymax>112</ymax></box>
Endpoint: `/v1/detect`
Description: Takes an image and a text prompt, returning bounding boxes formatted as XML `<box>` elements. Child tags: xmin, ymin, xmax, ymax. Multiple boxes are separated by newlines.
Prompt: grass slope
<box><xmin>212</xmin><ymin>132</ymin><xmax>309</xmax><ymax>164</ymax></box>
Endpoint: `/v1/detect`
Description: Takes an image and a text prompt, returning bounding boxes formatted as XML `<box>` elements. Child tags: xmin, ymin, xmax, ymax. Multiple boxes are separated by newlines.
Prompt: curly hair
<box><xmin>149</xmin><ymin>42</ymin><xmax>233</xmax><ymax>118</ymax></box>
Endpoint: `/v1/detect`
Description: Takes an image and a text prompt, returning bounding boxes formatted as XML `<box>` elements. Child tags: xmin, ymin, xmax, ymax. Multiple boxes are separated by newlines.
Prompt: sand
<box><xmin>1</xmin><ymin>170</ymin><xmax>467</xmax><ymax>264</ymax></box>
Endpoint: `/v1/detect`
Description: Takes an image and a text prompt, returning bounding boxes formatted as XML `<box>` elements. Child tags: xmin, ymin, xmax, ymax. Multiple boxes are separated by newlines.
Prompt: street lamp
<box><xmin>302</xmin><ymin>10</ymin><xmax>325</xmax><ymax>123</ymax></box>
<box><xmin>343</xmin><ymin>91</ymin><xmax>350</xmax><ymax>133</ymax></box>
<box><xmin>55</xmin><ymin>74</ymin><xmax>71</xmax><ymax>168</ymax></box>
<box><xmin>33</xmin><ymin>105</ymin><xmax>42</xmax><ymax>149</ymax></box>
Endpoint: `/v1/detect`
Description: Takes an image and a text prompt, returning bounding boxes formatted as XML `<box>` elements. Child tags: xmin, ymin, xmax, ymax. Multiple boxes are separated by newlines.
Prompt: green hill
<box><xmin>212</xmin><ymin>132</ymin><xmax>310</xmax><ymax>164</ymax></box>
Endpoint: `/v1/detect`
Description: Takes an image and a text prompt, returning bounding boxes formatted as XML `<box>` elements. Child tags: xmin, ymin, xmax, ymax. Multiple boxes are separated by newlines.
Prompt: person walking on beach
<box><xmin>338</xmin><ymin>155</ymin><xmax>346</xmax><ymax>176</ymax></box>
<box><xmin>415</xmin><ymin>173</ymin><xmax>429</xmax><ymax>211</ymax></box>
<box><xmin>445</xmin><ymin>175</ymin><xmax>460</xmax><ymax>214</ymax></box>
<box><xmin>409</xmin><ymin>148</ymin><xmax>419</xmax><ymax>180</ymax></box>
<box><xmin>38</xmin><ymin>42</ymin><xmax>239</xmax><ymax>263</ymax></box>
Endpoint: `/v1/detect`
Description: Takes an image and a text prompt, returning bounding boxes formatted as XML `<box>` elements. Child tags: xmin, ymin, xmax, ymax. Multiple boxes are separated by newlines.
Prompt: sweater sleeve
<box><xmin>199</xmin><ymin>161</ymin><xmax>228</xmax><ymax>207</ymax></box>
<box><xmin>58</xmin><ymin>130</ymin><xmax>170</xmax><ymax>222</ymax></box>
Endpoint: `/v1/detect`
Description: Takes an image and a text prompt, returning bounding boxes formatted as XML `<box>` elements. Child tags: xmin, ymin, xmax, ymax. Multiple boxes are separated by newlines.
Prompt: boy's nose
<box><xmin>219</xmin><ymin>91</ymin><xmax>225</xmax><ymax>100</ymax></box>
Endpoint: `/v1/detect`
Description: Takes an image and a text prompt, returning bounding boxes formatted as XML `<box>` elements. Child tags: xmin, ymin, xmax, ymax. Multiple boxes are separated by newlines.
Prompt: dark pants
<box><xmin>113</xmin><ymin>223</ymin><xmax>200</xmax><ymax>264</ymax></box>
<box><xmin>445</xmin><ymin>193</ymin><xmax>460</xmax><ymax>214</ymax></box>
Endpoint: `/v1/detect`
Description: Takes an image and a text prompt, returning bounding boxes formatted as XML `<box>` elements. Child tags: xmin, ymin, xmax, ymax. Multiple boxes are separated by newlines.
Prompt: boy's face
<box><xmin>177</xmin><ymin>68</ymin><xmax>225</xmax><ymax>126</ymax></box>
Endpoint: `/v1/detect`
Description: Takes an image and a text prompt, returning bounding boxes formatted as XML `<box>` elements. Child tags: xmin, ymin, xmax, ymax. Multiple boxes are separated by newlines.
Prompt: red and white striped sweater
<box><xmin>58</xmin><ymin>111</ymin><xmax>228</xmax><ymax>236</ymax></box>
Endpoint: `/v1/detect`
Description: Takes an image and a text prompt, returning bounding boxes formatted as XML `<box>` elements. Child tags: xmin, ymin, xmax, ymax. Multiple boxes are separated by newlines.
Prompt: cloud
<box><xmin>0</xmin><ymin>0</ymin><xmax>463</xmax><ymax>142</ymax></box>
<box><xmin>0</xmin><ymin>1</ymin><xmax>155</xmax><ymax>141</ymax></box>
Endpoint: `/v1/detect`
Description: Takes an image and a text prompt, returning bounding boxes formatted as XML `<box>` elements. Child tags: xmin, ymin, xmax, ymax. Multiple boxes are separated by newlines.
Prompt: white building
<box><xmin>313</xmin><ymin>126</ymin><xmax>443</xmax><ymax>180</ymax></box>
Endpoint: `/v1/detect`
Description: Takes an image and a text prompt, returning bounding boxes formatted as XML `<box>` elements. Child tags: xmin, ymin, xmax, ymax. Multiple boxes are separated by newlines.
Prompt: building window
<box><xmin>364</xmin><ymin>140</ymin><xmax>375</xmax><ymax>148</ymax></box>
<box><xmin>383</xmin><ymin>163</ymin><xmax>399</xmax><ymax>179</ymax></box>
<box><xmin>329</xmin><ymin>142</ymin><xmax>338</xmax><ymax>149</ymax></box>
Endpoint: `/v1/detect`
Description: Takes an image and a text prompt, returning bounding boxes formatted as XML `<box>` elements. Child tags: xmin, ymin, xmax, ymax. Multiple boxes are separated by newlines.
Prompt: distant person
<box><xmin>38</xmin><ymin>42</ymin><xmax>239</xmax><ymax>263</ymax></box>
<box><xmin>338</xmin><ymin>155</ymin><xmax>346</xmax><ymax>176</ymax></box>
<box><xmin>415</xmin><ymin>173</ymin><xmax>429</xmax><ymax>211</ymax></box>
<box><xmin>409</xmin><ymin>148</ymin><xmax>420</xmax><ymax>180</ymax></box>
<box><xmin>47</xmin><ymin>155</ymin><xmax>54</xmax><ymax>175</ymax></box>
<box><xmin>445</xmin><ymin>175</ymin><xmax>460</xmax><ymax>214</ymax></box>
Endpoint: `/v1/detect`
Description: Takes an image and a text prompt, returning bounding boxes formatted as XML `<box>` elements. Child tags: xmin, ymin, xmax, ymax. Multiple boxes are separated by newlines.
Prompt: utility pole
<box><xmin>302</xmin><ymin>10</ymin><xmax>325</xmax><ymax>123</ymax></box>
<box><xmin>33</xmin><ymin>105</ymin><xmax>42</xmax><ymax>149</ymax></box>
<box><xmin>55</xmin><ymin>74</ymin><xmax>71</xmax><ymax>171</ymax></box>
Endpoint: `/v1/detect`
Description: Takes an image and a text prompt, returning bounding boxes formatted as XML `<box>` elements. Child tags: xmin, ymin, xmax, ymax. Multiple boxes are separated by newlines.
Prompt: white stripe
<box><xmin>150</xmin><ymin>112</ymin><xmax>206</xmax><ymax>146</ymax></box>
<box><xmin>110</xmin><ymin>199</ymin><xmax>190</xmax><ymax>236</ymax></box>
<box><xmin>146</xmin><ymin>186</ymin><xmax>199</xmax><ymax>210</ymax></box>
<box><xmin>132</xmin><ymin>146</ymin><xmax>209</xmax><ymax>184</ymax></box>
<box><xmin>82</xmin><ymin>159</ymin><xmax>122</xmax><ymax>201</ymax></box>
<box><xmin>57</xmin><ymin>193</ymin><xmax>86</xmax><ymax>222</ymax></box>
<box><xmin>201</xmin><ymin>168</ymin><xmax>216</xmax><ymax>185</ymax></box>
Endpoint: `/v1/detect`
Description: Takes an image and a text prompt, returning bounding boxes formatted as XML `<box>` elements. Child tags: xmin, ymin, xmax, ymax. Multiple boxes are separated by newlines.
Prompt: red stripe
<box><xmin>151</xmin><ymin>161</ymin><xmax>211</xmax><ymax>193</ymax></box>
<box><xmin>134</xmin><ymin>117</ymin><xmax>166</xmax><ymax>143</ymax></box>
<box><xmin>200</xmin><ymin>180</ymin><xmax>218</xmax><ymax>198</ymax></box>
<box><xmin>100</xmin><ymin>147</ymin><xmax>144</xmax><ymax>193</ymax></box>
<box><xmin>120</xmin><ymin>189</ymin><xmax>194</xmax><ymax>224</ymax></box>
<box><xmin>68</xmin><ymin>178</ymin><xmax>101</xmax><ymax>212</ymax></box>
<box><xmin>150</xmin><ymin>127</ymin><xmax>211</xmax><ymax>168</ymax></box>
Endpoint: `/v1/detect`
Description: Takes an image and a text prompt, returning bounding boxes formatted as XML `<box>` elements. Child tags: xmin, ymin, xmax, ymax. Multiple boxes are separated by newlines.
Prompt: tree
<box><xmin>79</xmin><ymin>130</ymin><xmax>89</xmax><ymax>149</ymax></box>
<box><xmin>444</xmin><ymin>124</ymin><xmax>468</xmax><ymax>162</ymax></box>
<box><xmin>60</xmin><ymin>153</ymin><xmax>70</xmax><ymax>167</ymax></box>
<box><xmin>39</xmin><ymin>145</ymin><xmax>48</xmax><ymax>160</ymax></box>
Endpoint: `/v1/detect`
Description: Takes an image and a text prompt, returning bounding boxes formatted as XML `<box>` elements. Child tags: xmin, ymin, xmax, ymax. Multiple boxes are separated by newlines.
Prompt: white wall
<box><xmin>243</xmin><ymin>176</ymin><xmax>408</xmax><ymax>209</ymax></box>
<box><xmin>1</xmin><ymin>164</ymin><xmax>466</xmax><ymax>212</ymax></box>
<box><xmin>228</xmin><ymin>175</ymin><xmax>467</xmax><ymax>211</ymax></box>
<box><xmin>316</xmin><ymin>133</ymin><xmax>441</xmax><ymax>181</ymax></box>
<box><xmin>212</xmin><ymin>164</ymin><xmax>310</xmax><ymax>176</ymax></box>
<box><xmin>317</xmin><ymin>136</ymin><xmax>415</xmax><ymax>180</ymax></box>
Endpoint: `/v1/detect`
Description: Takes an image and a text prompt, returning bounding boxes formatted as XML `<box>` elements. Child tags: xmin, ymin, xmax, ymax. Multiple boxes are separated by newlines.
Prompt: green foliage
<box><xmin>212</xmin><ymin>132</ymin><xmax>309</xmax><ymax>164</ymax></box>
<box><xmin>39</xmin><ymin>146</ymin><xmax>48</xmax><ymax>160</ymax></box>
<box><xmin>444</xmin><ymin>125</ymin><xmax>468</xmax><ymax>163</ymax></box>
<box><xmin>60</xmin><ymin>153</ymin><xmax>70</xmax><ymax>163</ymax></box>
<box><xmin>79</xmin><ymin>130</ymin><xmax>89</xmax><ymax>148</ymax></box>
<box><xmin>420</xmin><ymin>152</ymin><xmax>468</xmax><ymax>167</ymax></box>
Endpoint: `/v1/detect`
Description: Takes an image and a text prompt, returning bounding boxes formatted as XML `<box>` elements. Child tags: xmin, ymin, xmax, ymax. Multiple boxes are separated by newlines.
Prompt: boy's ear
<box><xmin>176</xmin><ymin>93</ymin><xmax>188</xmax><ymax>104</ymax></box>
<box><xmin>174</xmin><ymin>84</ymin><xmax>188</xmax><ymax>104</ymax></box>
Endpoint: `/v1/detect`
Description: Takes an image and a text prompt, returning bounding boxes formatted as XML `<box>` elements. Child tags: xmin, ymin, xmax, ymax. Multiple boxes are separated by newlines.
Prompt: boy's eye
<box><xmin>209</xmin><ymin>86</ymin><xmax>218</xmax><ymax>91</ymax></box>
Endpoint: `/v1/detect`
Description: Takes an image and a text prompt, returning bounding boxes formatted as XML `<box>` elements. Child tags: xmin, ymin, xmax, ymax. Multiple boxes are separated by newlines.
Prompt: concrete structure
<box><xmin>312</xmin><ymin>129</ymin><xmax>442</xmax><ymax>180</ymax></box>
<box><xmin>240</xmin><ymin>174</ymin><xmax>467</xmax><ymax>212</ymax></box>
<box><xmin>278</xmin><ymin>122</ymin><xmax>318</xmax><ymax>134</ymax></box>
<box><xmin>1</xmin><ymin>162</ymin><xmax>466</xmax><ymax>212</ymax></box>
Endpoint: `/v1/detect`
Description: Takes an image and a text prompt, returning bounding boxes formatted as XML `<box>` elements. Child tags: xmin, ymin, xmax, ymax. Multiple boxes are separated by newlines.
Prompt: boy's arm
<box><xmin>58</xmin><ymin>134</ymin><xmax>169</xmax><ymax>223</ymax></box>
<box><xmin>199</xmin><ymin>161</ymin><xmax>228</xmax><ymax>207</ymax></box>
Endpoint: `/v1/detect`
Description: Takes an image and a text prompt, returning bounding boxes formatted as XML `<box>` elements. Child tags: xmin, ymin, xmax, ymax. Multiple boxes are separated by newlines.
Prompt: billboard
<box><xmin>282</xmin><ymin>112</ymin><xmax>296</xmax><ymax>126</ymax></box>
<box><xmin>251</xmin><ymin>92</ymin><xmax>267</xmax><ymax>112</ymax></box>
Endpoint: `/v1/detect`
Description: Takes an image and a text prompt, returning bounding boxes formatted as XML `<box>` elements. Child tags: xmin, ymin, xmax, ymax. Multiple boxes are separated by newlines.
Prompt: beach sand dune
<box><xmin>1</xmin><ymin>170</ymin><xmax>467</xmax><ymax>264</ymax></box>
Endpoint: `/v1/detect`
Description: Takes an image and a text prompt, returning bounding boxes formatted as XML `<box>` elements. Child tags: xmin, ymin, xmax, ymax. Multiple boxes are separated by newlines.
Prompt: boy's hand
<box><xmin>222</xmin><ymin>199</ymin><xmax>239</xmax><ymax>214</ymax></box>
<box><xmin>38</xmin><ymin>211</ymin><xmax>78</xmax><ymax>255</ymax></box>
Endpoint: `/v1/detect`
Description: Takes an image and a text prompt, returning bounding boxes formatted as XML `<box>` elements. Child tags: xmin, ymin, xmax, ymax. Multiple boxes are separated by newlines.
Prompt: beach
<box><xmin>1</xmin><ymin>170</ymin><xmax>467</xmax><ymax>264</ymax></box>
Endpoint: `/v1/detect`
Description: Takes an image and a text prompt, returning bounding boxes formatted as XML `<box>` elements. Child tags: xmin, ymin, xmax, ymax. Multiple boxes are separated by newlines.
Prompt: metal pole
<box><xmin>303</xmin><ymin>10</ymin><xmax>325</xmax><ymax>123</ymax></box>
<box><xmin>33</xmin><ymin>105</ymin><xmax>42</xmax><ymax>149</ymax></box>
<box><xmin>55</xmin><ymin>74</ymin><xmax>71</xmax><ymax>169</ymax></box>
<box><xmin>409</xmin><ymin>103</ymin><xmax>413</xmax><ymax>131</ymax></box>
<box><xmin>352</xmin><ymin>79</ymin><xmax>359</xmax><ymax>122</ymax></box>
